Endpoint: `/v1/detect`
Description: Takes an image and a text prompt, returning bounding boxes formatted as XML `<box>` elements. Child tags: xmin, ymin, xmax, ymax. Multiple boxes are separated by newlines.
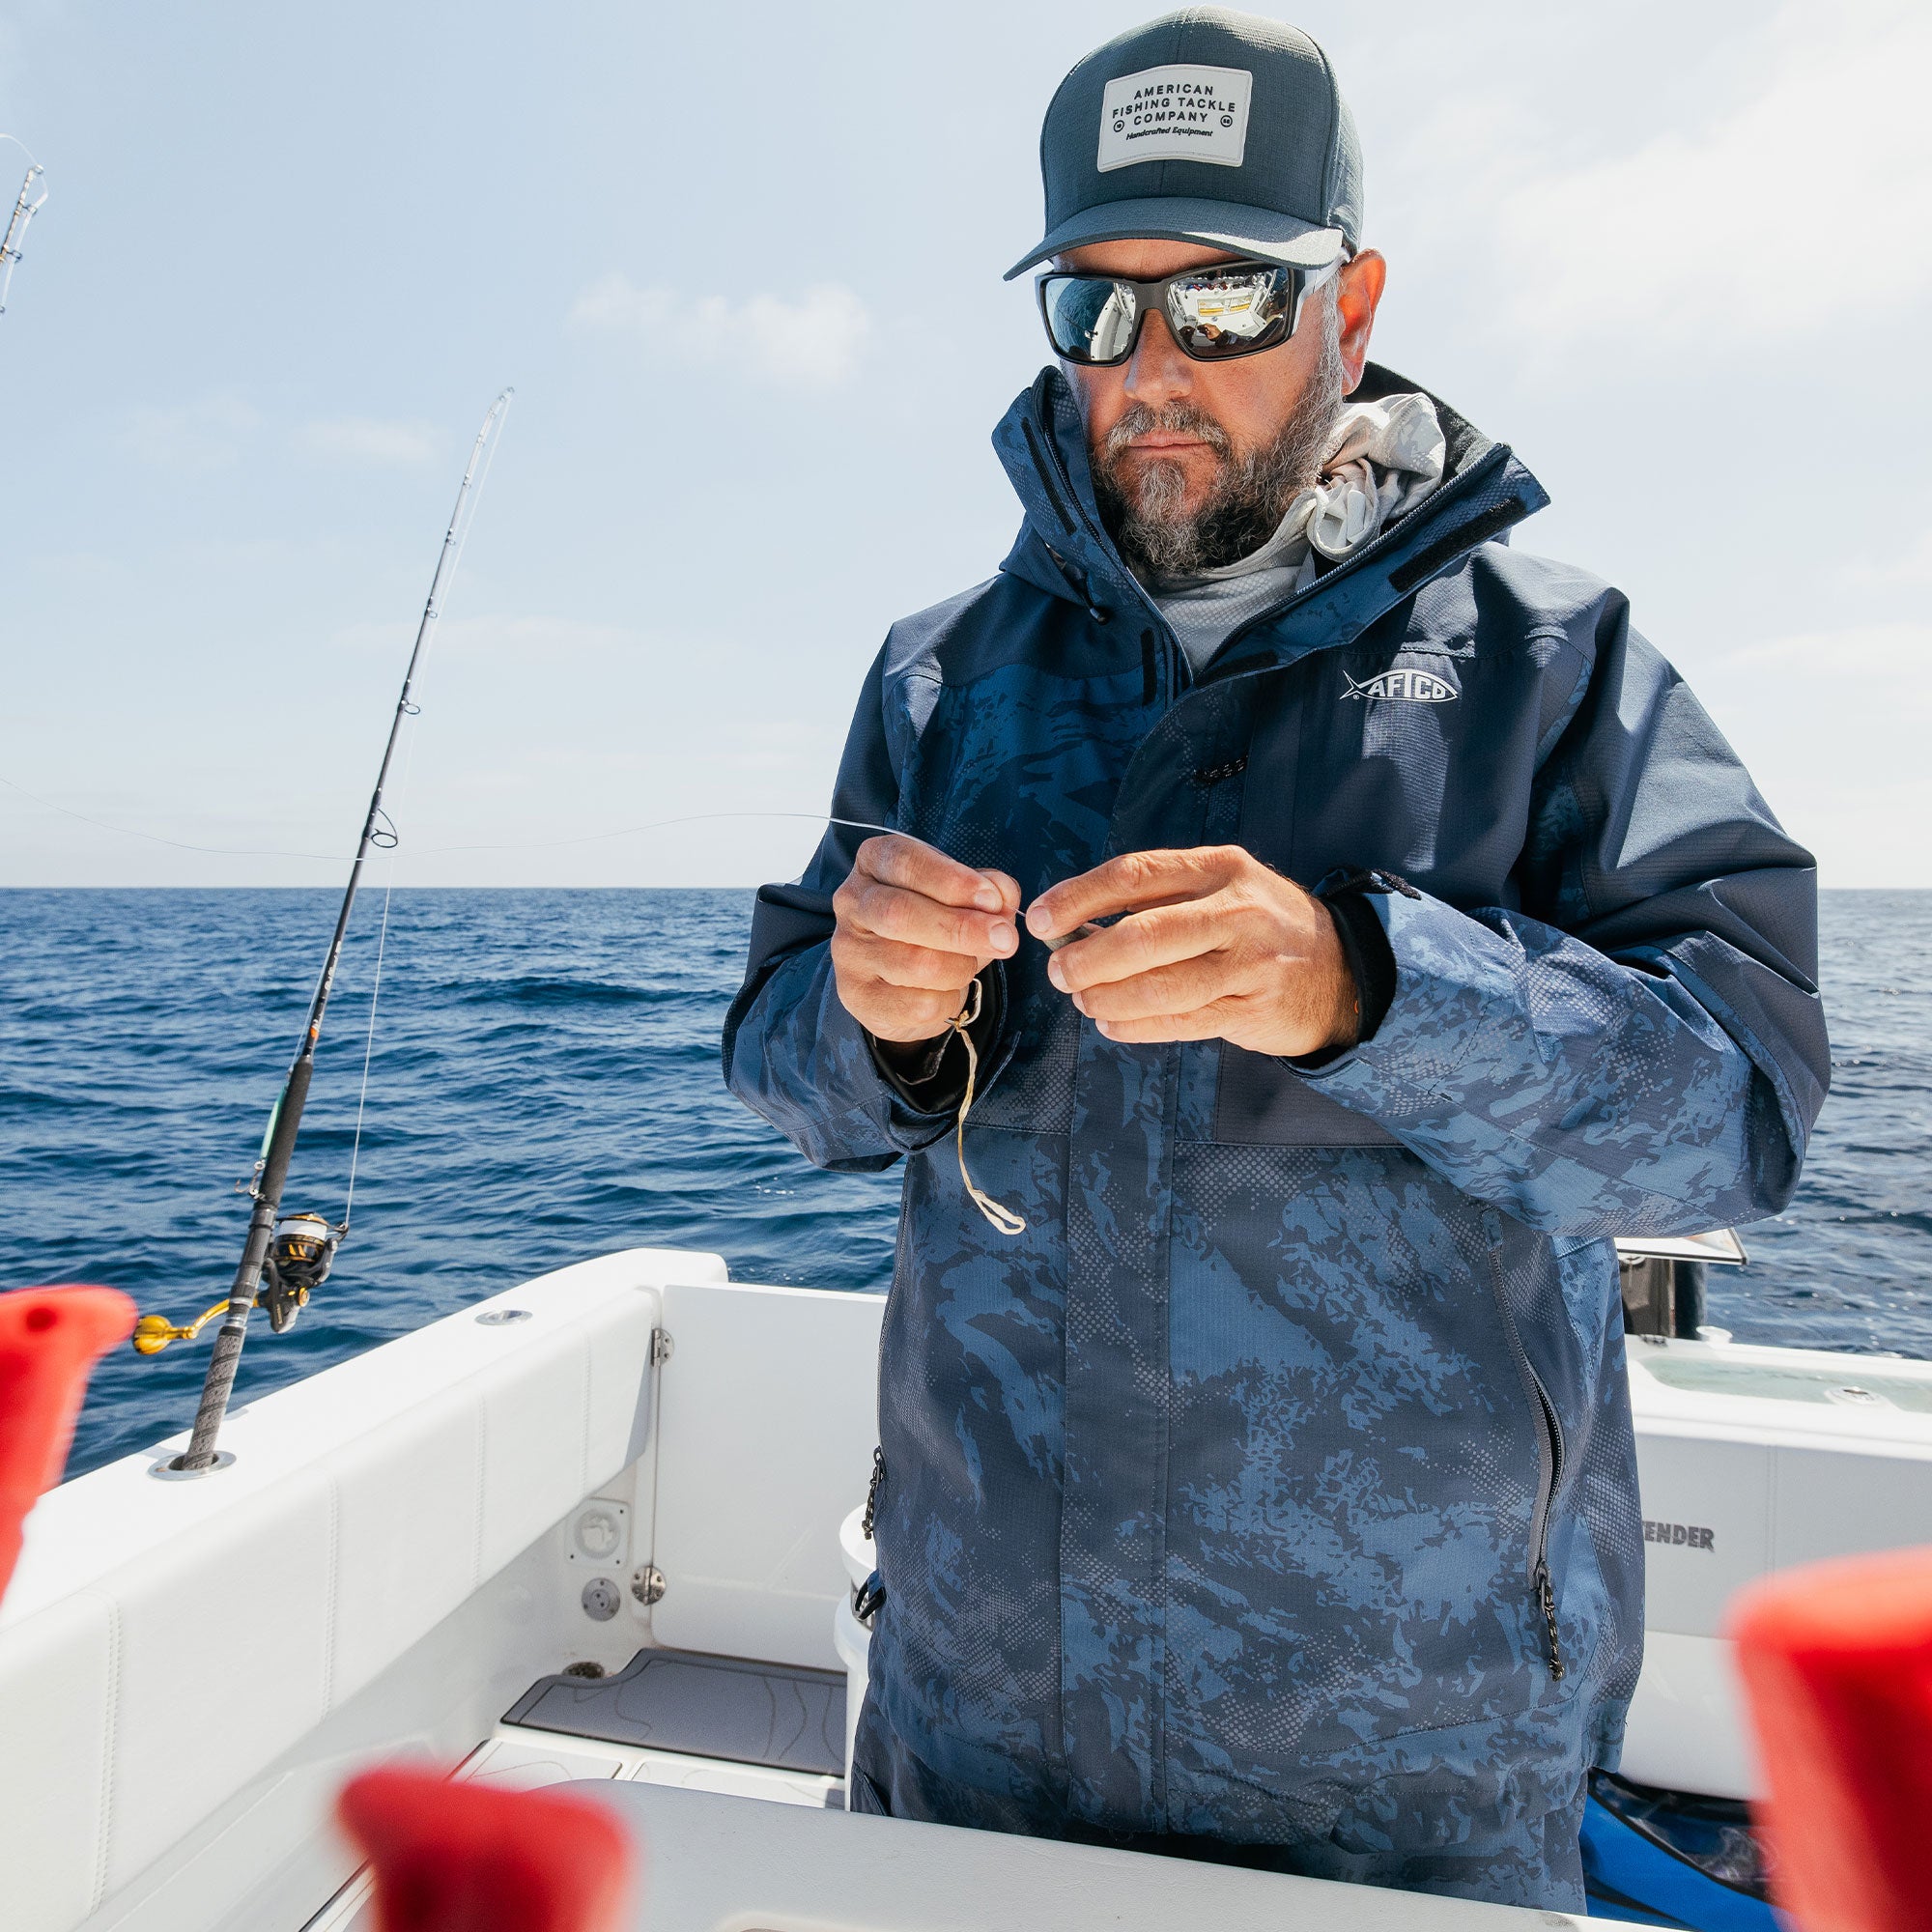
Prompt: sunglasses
<box><xmin>1037</xmin><ymin>256</ymin><xmax>1339</xmax><ymax>367</ymax></box>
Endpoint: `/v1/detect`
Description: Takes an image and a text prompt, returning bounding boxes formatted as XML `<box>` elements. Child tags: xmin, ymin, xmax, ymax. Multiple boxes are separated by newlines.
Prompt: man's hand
<box><xmin>831</xmin><ymin>835</ymin><xmax>1021</xmax><ymax>1043</ymax></box>
<box><xmin>1025</xmin><ymin>846</ymin><xmax>1357</xmax><ymax>1059</ymax></box>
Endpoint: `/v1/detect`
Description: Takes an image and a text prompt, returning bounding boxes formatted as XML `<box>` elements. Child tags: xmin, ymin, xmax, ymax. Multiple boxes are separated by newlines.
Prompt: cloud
<box><xmin>1492</xmin><ymin>0</ymin><xmax>1932</xmax><ymax>348</ymax></box>
<box><xmin>296</xmin><ymin>416</ymin><xmax>440</xmax><ymax>465</ymax></box>
<box><xmin>124</xmin><ymin>394</ymin><xmax>259</xmax><ymax>471</ymax></box>
<box><xmin>570</xmin><ymin>273</ymin><xmax>872</xmax><ymax>389</ymax></box>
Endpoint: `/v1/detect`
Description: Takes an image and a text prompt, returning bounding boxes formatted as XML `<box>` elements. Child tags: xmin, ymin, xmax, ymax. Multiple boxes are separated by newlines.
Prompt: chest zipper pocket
<box><xmin>1482</xmin><ymin>1215</ymin><xmax>1568</xmax><ymax>1681</ymax></box>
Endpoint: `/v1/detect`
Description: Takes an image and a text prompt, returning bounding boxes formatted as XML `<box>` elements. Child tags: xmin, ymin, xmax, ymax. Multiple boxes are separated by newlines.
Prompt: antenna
<box><xmin>0</xmin><ymin>137</ymin><xmax>47</xmax><ymax>318</ymax></box>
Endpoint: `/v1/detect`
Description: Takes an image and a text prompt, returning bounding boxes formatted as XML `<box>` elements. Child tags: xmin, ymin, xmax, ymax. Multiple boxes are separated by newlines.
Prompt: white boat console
<box><xmin>6</xmin><ymin>1248</ymin><xmax>1928</xmax><ymax>1932</ymax></box>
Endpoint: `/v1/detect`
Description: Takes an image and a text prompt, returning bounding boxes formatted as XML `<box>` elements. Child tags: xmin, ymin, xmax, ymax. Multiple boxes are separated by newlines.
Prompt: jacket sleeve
<box><xmin>1297</xmin><ymin>607</ymin><xmax>1830</xmax><ymax>1237</ymax></box>
<box><xmin>721</xmin><ymin>647</ymin><xmax>963</xmax><ymax>1172</ymax></box>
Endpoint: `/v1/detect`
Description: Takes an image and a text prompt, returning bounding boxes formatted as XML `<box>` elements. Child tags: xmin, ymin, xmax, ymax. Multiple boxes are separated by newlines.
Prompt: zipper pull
<box><xmin>862</xmin><ymin>1445</ymin><xmax>886</xmax><ymax>1541</ymax></box>
<box><xmin>1536</xmin><ymin>1562</ymin><xmax>1566</xmax><ymax>1681</ymax></box>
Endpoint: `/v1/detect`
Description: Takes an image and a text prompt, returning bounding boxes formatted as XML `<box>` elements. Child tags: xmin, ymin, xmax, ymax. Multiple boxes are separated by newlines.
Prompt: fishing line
<box><xmin>0</xmin><ymin>773</ymin><xmax>352</xmax><ymax>863</ymax></box>
<box><xmin>341</xmin><ymin>873</ymin><xmax>392</xmax><ymax>1228</ymax></box>
<box><xmin>418</xmin><ymin>810</ymin><xmax>900</xmax><ymax>854</ymax></box>
<box><xmin>12</xmin><ymin>729</ymin><xmax>1016</xmax><ymax>1236</ymax></box>
<box><xmin>14</xmin><ymin>766</ymin><xmax>1029</xmax><ymax>1236</ymax></box>
<box><xmin>0</xmin><ymin>792</ymin><xmax>893</xmax><ymax>869</ymax></box>
<box><xmin>943</xmin><ymin>980</ymin><xmax>1026</xmax><ymax>1236</ymax></box>
<box><xmin>340</xmin><ymin>440</ymin><xmax>466</xmax><ymax>1225</ymax></box>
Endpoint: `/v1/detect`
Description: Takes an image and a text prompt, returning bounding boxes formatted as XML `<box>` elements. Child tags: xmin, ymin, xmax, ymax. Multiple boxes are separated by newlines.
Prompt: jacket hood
<box><xmin>993</xmin><ymin>362</ymin><xmax>1548</xmax><ymax>670</ymax></box>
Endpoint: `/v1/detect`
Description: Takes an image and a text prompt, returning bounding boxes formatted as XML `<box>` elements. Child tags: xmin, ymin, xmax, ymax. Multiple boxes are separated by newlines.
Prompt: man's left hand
<box><xmin>1025</xmin><ymin>846</ymin><xmax>1358</xmax><ymax>1059</ymax></box>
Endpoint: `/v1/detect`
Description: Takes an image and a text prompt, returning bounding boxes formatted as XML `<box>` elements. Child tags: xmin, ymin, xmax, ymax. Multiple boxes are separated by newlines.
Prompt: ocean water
<box><xmin>2</xmin><ymin>888</ymin><xmax>1926</xmax><ymax>1479</ymax></box>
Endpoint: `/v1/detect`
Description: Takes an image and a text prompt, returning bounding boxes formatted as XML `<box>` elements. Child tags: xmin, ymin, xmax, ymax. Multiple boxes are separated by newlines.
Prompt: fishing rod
<box><xmin>0</xmin><ymin>137</ymin><xmax>47</xmax><ymax>318</ymax></box>
<box><xmin>137</xmin><ymin>388</ymin><xmax>514</xmax><ymax>1474</ymax></box>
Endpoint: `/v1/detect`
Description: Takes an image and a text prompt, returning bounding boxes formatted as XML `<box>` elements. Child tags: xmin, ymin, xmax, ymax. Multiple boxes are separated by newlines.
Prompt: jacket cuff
<box><xmin>864</xmin><ymin>965</ymin><xmax>1005</xmax><ymax>1117</ymax></box>
<box><xmin>1291</xmin><ymin>875</ymin><xmax>1518</xmax><ymax>1118</ymax></box>
<box><xmin>1285</xmin><ymin>867</ymin><xmax>1405</xmax><ymax>1070</ymax></box>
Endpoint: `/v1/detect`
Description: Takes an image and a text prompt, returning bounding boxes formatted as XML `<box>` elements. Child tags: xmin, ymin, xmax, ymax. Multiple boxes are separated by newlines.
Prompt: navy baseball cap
<box><xmin>1005</xmin><ymin>8</ymin><xmax>1363</xmax><ymax>280</ymax></box>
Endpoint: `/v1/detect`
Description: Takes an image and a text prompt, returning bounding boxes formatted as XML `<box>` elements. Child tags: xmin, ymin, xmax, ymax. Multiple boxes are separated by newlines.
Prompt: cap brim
<box><xmin>1004</xmin><ymin>196</ymin><xmax>1347</xmax><ymax>281</ymax></box>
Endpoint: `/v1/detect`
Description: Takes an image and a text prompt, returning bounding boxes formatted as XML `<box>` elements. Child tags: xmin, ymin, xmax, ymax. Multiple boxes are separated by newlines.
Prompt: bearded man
<box><xmin>724</xmin><ymin>9</ymin><xmax>1827</xmax><ymax>1910</ymax></box>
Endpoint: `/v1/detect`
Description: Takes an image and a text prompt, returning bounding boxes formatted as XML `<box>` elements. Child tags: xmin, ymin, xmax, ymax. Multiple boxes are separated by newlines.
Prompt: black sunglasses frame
<box><xmin>1036</xmin><ymin>256</ymin><xmax>1338</xmax><ymax>368</ymax></box>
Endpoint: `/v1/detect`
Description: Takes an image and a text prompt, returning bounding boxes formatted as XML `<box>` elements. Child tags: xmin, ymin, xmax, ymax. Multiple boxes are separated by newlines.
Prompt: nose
<box><xmin>1122</xmin><ymin>302</ymin><xmax>1193</xmax><ymax>411</ymax></box>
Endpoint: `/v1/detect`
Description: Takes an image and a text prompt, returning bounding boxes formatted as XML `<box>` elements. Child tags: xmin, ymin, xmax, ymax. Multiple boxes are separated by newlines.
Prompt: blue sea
<box><xmin>3</xmin><ymin>889</ymin><xmax>1927</xmax><ymax>1479</ymax></box>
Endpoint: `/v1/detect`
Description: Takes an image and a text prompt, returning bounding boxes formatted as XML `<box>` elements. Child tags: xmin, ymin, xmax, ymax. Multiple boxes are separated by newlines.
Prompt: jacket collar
<box><xmin>992</xmin><ymin>368</ymin><xmax>1147</xmax><ymax>617</ymax></box>
<box><xmin>992</xmin><ymin>362</ymin><xmax>1551</xmax><ymax>674</ymax></box>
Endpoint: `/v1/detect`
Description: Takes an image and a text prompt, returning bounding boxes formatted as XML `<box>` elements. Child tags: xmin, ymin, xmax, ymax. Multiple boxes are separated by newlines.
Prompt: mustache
<box><xmin>1100</xmin><ymin>403</ymin><xmax>1234</xmax><ymax>464</ymax></box>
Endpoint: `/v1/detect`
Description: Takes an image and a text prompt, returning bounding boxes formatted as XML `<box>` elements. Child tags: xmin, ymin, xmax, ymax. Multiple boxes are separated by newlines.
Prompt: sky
<box><xmin>1</xmin><ymin>0</ymin><xmax>1928</xmax><ymax>889</ymax></box>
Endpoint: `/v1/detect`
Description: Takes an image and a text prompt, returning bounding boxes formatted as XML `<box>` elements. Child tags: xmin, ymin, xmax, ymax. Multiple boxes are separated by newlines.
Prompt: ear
<box><xmin>1334</xmin><ymin>250</ymin><xmax>1387</xmax><ymax>394</ymax></box>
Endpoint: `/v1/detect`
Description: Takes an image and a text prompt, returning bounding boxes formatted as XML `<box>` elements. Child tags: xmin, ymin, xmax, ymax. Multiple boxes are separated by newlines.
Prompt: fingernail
<box><xmin>991</xmin><ymin>923</ymin><xmax>1016</xmax><ymax>955</ymax></box>
<box><xmin>1047</xmin><ymin>956</ymin><xmax>1066</xmax><ymax>991</ymax></box>
<box><xmin>1026</xmin><ymin>904</ymin><xmax>1051</xmax><ymax>936</ymax></box>
<box><xmin>974</xmin><ymin>886</ymin><xmax>1002</xmax><ymax>911</ymax></box>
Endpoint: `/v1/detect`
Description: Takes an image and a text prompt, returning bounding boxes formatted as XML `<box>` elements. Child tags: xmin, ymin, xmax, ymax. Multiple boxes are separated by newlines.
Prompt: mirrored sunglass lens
<box><xmin>1044</xmin><ymin>278</ymin><xmax>1139</xmax><ymax>362</ymax></box>
<box><xmin>1168</xmin><ymin>268</ymin><xmax>1293</xmax><ymax>357</ymax></box>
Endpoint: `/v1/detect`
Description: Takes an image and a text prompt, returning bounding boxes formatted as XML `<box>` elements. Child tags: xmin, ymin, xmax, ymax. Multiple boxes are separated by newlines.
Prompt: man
<box><xmin>724</xmin><ymin>9</ymin><xmax>1828</xmax><ymax>1909</ymax></box>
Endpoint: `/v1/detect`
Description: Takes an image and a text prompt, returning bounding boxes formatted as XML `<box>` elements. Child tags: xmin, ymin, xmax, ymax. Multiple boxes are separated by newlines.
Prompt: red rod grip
<box><xmin>0</xmin><ymin>1285</ymin><xmax>136</xmax><ymax>1605</ymax></box>
<box><xmin>338</xmin><ymin>1765</ymin><xmax>636</xmax><ymax>1932</ymax></box>
<box><xmin>1729</xmin><ymin>1546</ymin><xmax>1932</xmax><ymax>1932</ymax></box>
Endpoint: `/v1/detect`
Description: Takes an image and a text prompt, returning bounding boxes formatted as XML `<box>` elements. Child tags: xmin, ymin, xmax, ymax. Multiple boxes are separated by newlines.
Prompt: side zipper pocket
<box><xmin>1526</xmin><ymin>1372</ymin><xmax>1567</xmax><ymax>1682</ymax></box>
<box><xmin>1481</xmin><ymin>1211</ymin><xmax>1568</xmax><ymax>1681</ymax></box>
<box><xmin>866</xmin><ymin>1191</ymin><xmax>910</xmax><ymax>1548</ymax></box>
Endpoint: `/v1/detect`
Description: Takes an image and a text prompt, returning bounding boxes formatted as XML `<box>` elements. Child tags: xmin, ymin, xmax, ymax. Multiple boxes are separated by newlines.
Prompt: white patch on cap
<box><xmin>1096</xmin><ymin>64</ymin><xmax>1252</xmax><ymax>173</ymax></box>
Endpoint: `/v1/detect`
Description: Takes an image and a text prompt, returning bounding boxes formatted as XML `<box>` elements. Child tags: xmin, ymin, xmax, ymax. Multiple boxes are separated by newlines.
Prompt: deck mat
<box><xmin>505</xmin><ymin>1648</ymin><xmax>847</xmax><ymax>1776</ymax></box>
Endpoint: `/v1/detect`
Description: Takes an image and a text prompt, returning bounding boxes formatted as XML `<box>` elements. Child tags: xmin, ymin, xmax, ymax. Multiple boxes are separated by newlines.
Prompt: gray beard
<box><xmin>1092</xmin><ymin>309</ymin><xmax>1347</xmax><ymax>581</ymax></box>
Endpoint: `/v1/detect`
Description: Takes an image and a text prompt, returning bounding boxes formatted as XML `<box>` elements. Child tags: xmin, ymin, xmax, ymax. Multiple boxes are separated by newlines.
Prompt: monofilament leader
<box><xmin>724</xmin><ymin>9</ymin><xmax>1828</xmax><ymax>1910</ymax></box>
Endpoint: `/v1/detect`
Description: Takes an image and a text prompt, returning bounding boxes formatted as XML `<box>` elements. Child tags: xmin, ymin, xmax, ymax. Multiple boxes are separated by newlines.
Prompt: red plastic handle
<box><xmin>0</xmin><ymin>1285</ymin><xmax>137</xmax><ymax>1605</ymax></box>
<box><xmin>338</xmin><ymin>1765</ymin><xmax>636</xmax><ymax>1932</ymax></box>
<box><xmin>1730</xmin><ymin>1546</ymin><xmax>1932</xmax><ymax>1932</ymax></box>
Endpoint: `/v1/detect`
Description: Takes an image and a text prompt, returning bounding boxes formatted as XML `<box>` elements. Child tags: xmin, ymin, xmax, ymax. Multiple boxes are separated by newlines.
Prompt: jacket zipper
<box><xmin>1018</xmin><ymin>416</ymin><xmax>1077</xmax><ymax>537</ymax></box>
<box><xmin>1018</xmin><ymin>407</ymin><xmax>1185</xmax><ymax>692</ymax></box>
<box><xmin>1481</xmin><ymin>1215</ymin><xmax>1567</xmax><ymax>1680</ymax></box>
<box><xmin>862</xmin><ymin>1443</ymin><xmax>886</xmax><ymax>1541</ymax></box>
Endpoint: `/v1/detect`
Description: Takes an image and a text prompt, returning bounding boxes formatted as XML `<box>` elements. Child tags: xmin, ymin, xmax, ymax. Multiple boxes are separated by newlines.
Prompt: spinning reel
<box><xmin>132</xmin><ymin>1212</ymin><xmax>344</xmax><ymax>1355</ymax></box>
<box><xmin>260</xmin><ymin>1212</ymin><xmax>341</xmax><ymax>1332</ymax></box>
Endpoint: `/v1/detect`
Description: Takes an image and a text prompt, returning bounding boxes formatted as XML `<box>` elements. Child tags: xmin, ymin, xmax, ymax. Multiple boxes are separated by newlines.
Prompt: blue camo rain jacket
<box><xmin>723</xmin><ymin>365</ymin><xmax>1829</xmax><ymax>1877</ymax></box>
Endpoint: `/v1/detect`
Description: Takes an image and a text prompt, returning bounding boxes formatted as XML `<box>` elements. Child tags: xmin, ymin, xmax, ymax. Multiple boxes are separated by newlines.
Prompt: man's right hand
<box><xmin>830</xmin><ymin>835</ymin><xmax>1020</xmax><ymax>1043</ymax></box>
